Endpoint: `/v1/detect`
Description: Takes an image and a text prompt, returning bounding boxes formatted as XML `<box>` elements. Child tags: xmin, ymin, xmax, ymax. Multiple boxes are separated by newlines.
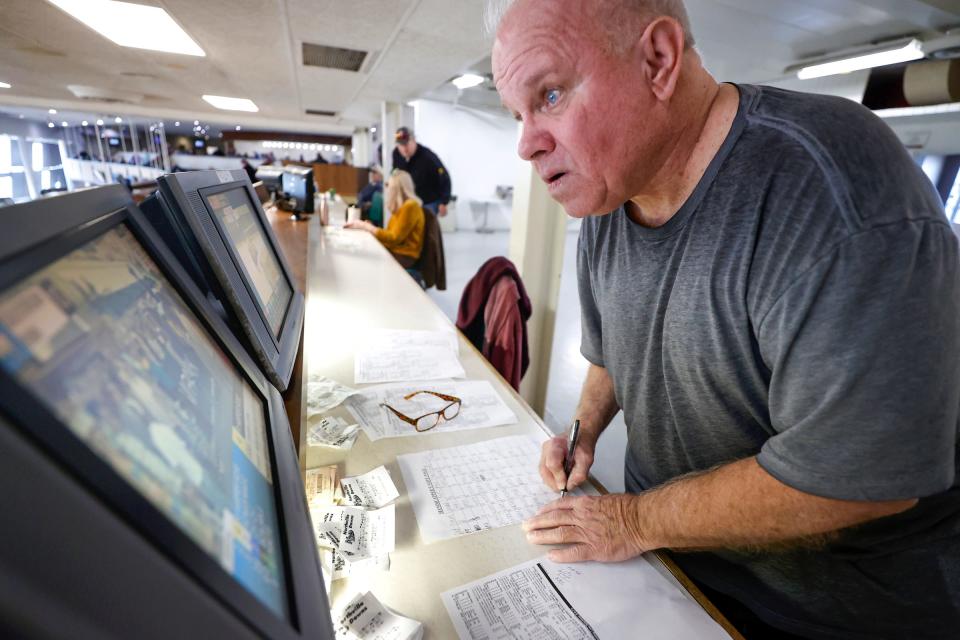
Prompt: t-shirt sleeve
<box><xmin>756</xmin><ymin>219</ymin><xmax>960</xmax><ymax>501</ymax></box>
<box><xmin>577</xmin><ymin>226</ymin><xmax>604</xmax><ymax>366</ymax></box>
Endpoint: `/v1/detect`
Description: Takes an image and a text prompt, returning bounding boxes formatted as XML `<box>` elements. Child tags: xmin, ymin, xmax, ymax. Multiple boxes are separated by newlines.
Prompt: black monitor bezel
<box><xmin>0</xmin><ymin>186</ymin><xmax>331</xmax><ymax>639</ymax></box>
<box><xmin>281</xmin><ymin>166</ymin><xmax>315</xmax><ymax>213</ymax></box>
<box><xmin>196</xmin><ymin>180</ymin><xmax>292</xmax><ymax>345</ymax></box>
<box><xmin>152</xmin><ymin>170</ymin><xmax>303</xmax><ymax>392</ymax></box>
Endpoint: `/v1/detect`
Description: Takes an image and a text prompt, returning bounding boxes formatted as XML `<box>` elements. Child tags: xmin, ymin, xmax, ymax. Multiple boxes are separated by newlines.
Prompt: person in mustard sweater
<box><xmin>346</xmin><ymin>169</ymin><xmax>425</xmax><ymax>268</ymax></box>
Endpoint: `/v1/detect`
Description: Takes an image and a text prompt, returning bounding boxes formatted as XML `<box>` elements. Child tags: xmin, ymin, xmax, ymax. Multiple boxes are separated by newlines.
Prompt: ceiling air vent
<box><xmin>306</xmin><ymin>109</ymin><xmax>337</xmax><ymax>117</ymax></box>
<box><xmin>302</xmin><ymin>42</ymin><xmax>367</xmax><ymax>72</ymax></box>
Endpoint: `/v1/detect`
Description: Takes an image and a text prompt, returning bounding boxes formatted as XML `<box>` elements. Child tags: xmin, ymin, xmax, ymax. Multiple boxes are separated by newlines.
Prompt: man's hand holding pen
<box><xmin>538</xmin><ymin>421</ymin><xmax>593</xmax><ymax>494</ymax></box>
<box><xmin>528</xmin><ymin>419</ymin><xmax>650</xmax><ymax>563</ymax></box>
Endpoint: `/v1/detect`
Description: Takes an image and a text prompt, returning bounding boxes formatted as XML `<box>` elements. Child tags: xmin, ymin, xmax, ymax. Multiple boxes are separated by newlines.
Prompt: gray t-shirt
<box><xmin>578</xmin><ymin>83</ymin><xmax>960</xmax><ymax>639</ymax></box>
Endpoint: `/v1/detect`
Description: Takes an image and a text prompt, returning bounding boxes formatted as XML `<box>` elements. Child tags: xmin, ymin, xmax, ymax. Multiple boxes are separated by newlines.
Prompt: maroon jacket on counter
<box><xmin>455</xmin><ymin>257</ymin><xmax>532</xmax><ymax>390</ymax></box>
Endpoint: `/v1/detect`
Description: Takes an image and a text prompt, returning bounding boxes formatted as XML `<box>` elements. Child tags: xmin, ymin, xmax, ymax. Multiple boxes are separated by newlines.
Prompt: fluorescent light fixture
<box><xmin>48</xmin><ymin>108</ymin><xmax>57</xmax><ymax>114</ymax></box>
<box><xmin>452</xmin><ymin>73</ymin><xmax>485</xmax><ymax>90</ymax></box>
<box><xmin>202</xmin><ymin>95</ymin><xmax>259</xmax><ymax>112</ymax></box>
<box><xmin>32</xmin><ymin>142</ymin><xmax>43</xmax><ymax>170</ymax></box>
<box><xmin>875</xmin><ymin>102</ymin><xmax>960</xmax><ymax>119</ymax></box>
<box><xmin>0</xmin><ymin>81</ymin><xmax>10</xmax><ymax>89</ymax></box>
<box><xmin>796</xmin><ymin>39</ymin><xmax>924</xmax><ymax>80</ymax></box>
<box><xmin>371</xmin><ymin>126</ymin><xmax>377</xmax><ymax>133</ymax></box>
<box><xmin>47</xmin><ymin>0</ymin><xmax>205</xmax><ymax>56</ymax></box>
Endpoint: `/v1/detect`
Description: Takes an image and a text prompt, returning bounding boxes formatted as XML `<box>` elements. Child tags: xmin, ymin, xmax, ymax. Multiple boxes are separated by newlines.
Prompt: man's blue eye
<box><xmin>546</xmin><ymin>89</ymin><xmax>560</xmax><ymax>106</ymax></box>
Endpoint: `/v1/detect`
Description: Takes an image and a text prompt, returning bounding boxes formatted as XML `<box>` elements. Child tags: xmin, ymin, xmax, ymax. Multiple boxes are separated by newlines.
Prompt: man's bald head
<box><xmin>486</xmin><ymin>0</ymin><xmax>695</xmax><ymax>52</ymax></box>
<box><xmin>490</xmin><ymin>0</ymin><xmax>712</xmax><ymax>217</ymax></box>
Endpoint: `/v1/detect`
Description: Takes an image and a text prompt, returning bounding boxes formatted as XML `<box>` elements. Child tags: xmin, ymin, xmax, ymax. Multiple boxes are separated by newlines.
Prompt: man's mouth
<box><xmin>546</xmin><ymin>172</ymin><xmax>567</xmax><ymax>185</ymax></box>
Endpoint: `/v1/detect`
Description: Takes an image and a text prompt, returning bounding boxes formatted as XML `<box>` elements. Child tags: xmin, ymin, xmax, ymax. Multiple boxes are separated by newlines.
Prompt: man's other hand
<box><xmin>540</xmin><ymin>435</ymin><xmax>593</xmax><ymax>493</ymax></box>
<box><xmin>438</xmin><ymin>203</ymin><xmax>448</xmax><ymax>217</ymax></box>
<box><xmin>523</xmin><ymin>494</ymin><xmax>648</xmax><ymax>563</ymax></box>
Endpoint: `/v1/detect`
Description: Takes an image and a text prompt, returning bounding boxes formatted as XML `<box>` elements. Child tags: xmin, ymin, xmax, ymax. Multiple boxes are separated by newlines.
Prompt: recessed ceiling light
<box><xmin>96</xmin><ymin>119</ymin><xmax>104</xmax><ymax>126</ymax></box>
<box><xmin>81</xmin><ymin>120</ymin><xmax>88</xmax><ymax>126</ymax></box>
<box><xmin>452</xmin><ymin>73</ymin><xmax>485</xmax><ymax>90</ymax></box>
<box><xmin>48</xmin><ymin>108</ymin><xmax>57</xmax><ymax>115</ymax></box>
<box><xmin>61</xmin><ymin>121</ymin><xmax>68</xmax><ymax>127</ymax></box>
<box><xmin>114</xmin><ymin>116</ymin><xmax>122</xmax><ymax>123</ymax></box>
<box><xmin>235</xmin><ymin>125</ymin><xmax>241</xmax><ymax>131</ymax></box>
<box><xmin>0</xmin><ymin>82</ymin><xmax>10</xmax><ymax>89</ymax></box>
<box><xmin>371</xmin><ymin>126</ymin><xmax>377</xmax><ymax>133</ymax></box>
<box><xmin>201</xmin><ymin>95</ymin><xmax>258</xmax><ymax>112</ymax></box>
<box><xmin>193</xmin><ymin>120</ymin><xmax>199</xmax><ymax>125</ymax></box>
<box><xmin>48</xmin><ymin>0</ymin><xmax>205</xmax><ymax>57</ymax></box>
<box><xmin>174</xmin><ymin>121</ymin><xmax>180</xmax><ymax>126</ymax></box>
<box><xmin>48</xmin><ymin>122</ymin><xmax>55</xmax><ymax>128</ymax></box>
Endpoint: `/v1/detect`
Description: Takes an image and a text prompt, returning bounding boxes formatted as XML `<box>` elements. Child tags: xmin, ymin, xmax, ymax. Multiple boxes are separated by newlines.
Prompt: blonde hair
<box><xmin>485</xmin><ymin>0</ymin><xmax>695</xmax><ymax>50</ymax></box>
<box><xmin>386</xmin><ymin>169</ymin><xmax>422</xmax><ymax>213</ymax></box>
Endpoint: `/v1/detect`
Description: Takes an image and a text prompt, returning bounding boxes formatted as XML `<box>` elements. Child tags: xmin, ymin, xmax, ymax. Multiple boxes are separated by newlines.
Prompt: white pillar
<box><xmin>351</xmin><ymin>127</ymin><xmax>372</xmax><ymax>168</ymax></box>
<box><xmin>508</xmin><ymin>157</ymin><xmax>567</xmax><ymax>416</ymax></box>
<box><xmin>380</xmin><ymin>101</ymin><xmax>403</xmax><ymax>174</ymax></box>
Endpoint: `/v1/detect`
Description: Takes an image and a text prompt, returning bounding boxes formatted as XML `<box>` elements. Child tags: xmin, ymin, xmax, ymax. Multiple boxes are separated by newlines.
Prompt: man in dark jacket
<box><xmin>392</xmin><ymin>127</ymin><xmax>452</xmax><ymax>217</ymax></box>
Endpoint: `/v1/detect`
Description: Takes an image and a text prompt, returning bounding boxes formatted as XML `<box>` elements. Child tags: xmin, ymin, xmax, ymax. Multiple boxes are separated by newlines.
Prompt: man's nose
<box><xmin>517</xmin><ymin>121</ymin><xmax>554</xmax><ymax>162</ymax></box>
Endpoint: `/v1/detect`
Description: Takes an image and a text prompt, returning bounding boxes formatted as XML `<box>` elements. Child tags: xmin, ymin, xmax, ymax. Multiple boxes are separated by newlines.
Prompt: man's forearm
<box><xmin>631</xmin><ymin>457</ymin><xmax>917</xmax><ymax>552</ymax></box>
<box><xmin>574</xmin><ymin>364</ymin><xmax>619</xmax><ymax>445</ymax></box>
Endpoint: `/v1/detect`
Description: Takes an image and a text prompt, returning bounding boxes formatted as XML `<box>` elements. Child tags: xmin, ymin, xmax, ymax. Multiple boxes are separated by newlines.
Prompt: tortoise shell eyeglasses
<box><xmin>380</xmin><ymin>390</ymin><xmax>462</xmax><ymax>432</ymax></box>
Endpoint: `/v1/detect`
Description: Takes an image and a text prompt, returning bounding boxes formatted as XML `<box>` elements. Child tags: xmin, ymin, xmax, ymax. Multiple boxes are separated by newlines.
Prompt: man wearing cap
<box><xmin>392</xmin><ymin>127</ymin><xmax>452</xmax><ymax>217</ymax></box>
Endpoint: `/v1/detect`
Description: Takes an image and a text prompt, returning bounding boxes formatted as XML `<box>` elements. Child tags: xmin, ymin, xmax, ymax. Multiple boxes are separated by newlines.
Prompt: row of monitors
<box><xmin>0</xmin><ymin>177</ymin><xmax>334</xmax><ymax>638</ymax></box>
<box><xmin>140</xmin><ymin>169</ymin><xmax>304</xmax><ymax>391</ymax></box>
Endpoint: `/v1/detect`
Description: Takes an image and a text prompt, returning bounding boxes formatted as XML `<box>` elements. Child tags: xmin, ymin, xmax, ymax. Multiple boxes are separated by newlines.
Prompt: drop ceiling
<box><xmin>0</xmin><ymin>0</ymin><xmax>957</xmax><ymax>136</ymax></box>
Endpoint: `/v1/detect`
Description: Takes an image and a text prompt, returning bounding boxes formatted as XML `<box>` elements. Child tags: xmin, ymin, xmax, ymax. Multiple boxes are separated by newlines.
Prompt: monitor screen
<box><xmin>204</xmin><ymin>187</ymin><xmax>293</xmax><ymax>337</ymax></box>
<box><xmin>0</xmin><ymin>223</ymin><xmax>290</xmax><ymax>621</ymax></box>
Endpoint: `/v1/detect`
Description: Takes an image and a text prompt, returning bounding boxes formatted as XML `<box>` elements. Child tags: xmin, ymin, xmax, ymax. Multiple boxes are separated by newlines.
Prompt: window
<box><xmin>26</xmin><ymin>138</ymin><xmax>68</xmax><ymax>195</ymax></box>
<box><xmin>0</xmin><ymin>135</ymin><xmax>31</xmax><ymax>202</ymax></box>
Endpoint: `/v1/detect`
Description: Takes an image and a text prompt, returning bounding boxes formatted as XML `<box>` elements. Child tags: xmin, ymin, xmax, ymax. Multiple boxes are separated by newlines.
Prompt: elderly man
<box><xmin>491</xmin><ymin>0</ymin><xmax>960</xmax><ymax>638</ymax></box>
<box><xmin>392</xmin><ymin>126</ymin><xmax>452</xmax><ymax>216</ymax></box>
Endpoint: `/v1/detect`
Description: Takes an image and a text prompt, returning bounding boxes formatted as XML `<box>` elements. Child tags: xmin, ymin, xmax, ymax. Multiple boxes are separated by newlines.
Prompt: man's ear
<box><xmin>638</xmin><ymin>16</ymin><xmax>685</xmax><ymax>102</ymax></box>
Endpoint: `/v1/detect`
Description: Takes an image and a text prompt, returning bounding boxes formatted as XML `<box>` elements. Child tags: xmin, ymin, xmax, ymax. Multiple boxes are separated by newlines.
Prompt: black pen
<box><xmin>560</xmin><ymin>419</ymin><xmax>581</xmax><ymax>498</ymax></box>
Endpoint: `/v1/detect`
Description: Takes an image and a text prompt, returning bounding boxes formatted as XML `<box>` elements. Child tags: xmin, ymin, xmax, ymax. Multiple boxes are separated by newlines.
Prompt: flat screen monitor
<box><xmin>282</xmin><ymin>166</ymin><xmax>315</xmax><ymax>214</ymax></box>
<box><xmin>0</xmin><ymin>185</ymin><xmax>332</xmax><ymax>640</ymax></box>
<box><xmin>256</xmin><ymin>166</ymin><xmax>284</xmax><ymax>195</ymax></box>
<box><xmin>139</xmin><ymin>170</ymin><xmax>304</xmax><ymax>391</ymax></box>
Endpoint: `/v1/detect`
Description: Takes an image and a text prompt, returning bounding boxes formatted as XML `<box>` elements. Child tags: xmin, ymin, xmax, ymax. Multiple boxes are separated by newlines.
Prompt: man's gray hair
<box><xmin>484</xmin><ymin>0</ymin><xmax>695</xmax><ymax>49</ymax></box>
